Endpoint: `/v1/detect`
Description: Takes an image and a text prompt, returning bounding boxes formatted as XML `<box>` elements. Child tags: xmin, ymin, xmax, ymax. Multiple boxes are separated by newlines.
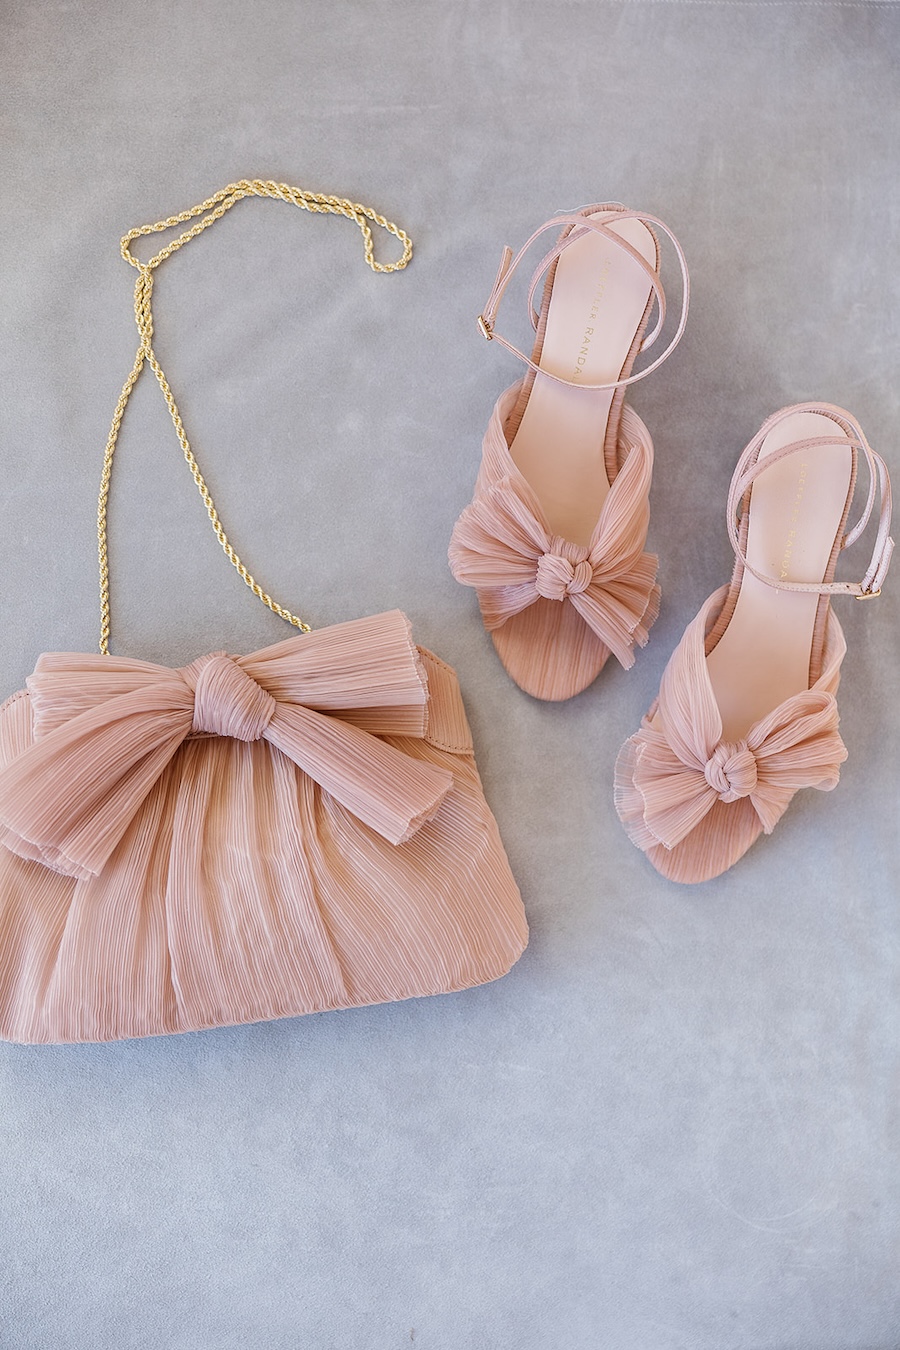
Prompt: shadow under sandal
<box><xmin>449</xmin><ymin>203</ymin><xmax>689</xmax><ymax>701</ymax></box>
<box><xmin>615</xmin><ymin>403</ymin><xmax>894</xmax><ymax>883</ymax></box>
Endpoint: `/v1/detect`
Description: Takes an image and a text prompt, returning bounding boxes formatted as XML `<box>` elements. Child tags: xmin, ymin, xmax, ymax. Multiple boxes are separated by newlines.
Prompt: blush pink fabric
<box><xmin>449</xmin><ymin>386</ymin><xmax>660</xmax><ymax>699</ymax></box>
<box><xmin>614</xmin><ymin>588</ymin><xmax>848</xmax><ymax>884</ymax></box>
<box><xmin>0</xmin><ymin>610</ymin><xmax>527</xmax><ymax>1043</ymax></box>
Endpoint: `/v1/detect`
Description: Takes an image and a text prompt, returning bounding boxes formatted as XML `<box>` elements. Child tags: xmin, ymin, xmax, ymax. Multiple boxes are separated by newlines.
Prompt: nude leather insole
<box><xmin>508</xmin><ymin>216</ymin><xmax>657</xmax><ymax>547</ymax></box>
<box><xmin>704</xmin><ymin>412</ymin><xmax>853</xmax><ymax>742</ymax></box>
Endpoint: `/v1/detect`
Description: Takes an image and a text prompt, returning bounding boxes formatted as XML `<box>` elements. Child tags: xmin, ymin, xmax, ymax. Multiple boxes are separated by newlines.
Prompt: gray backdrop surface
<box><xmin>1</xmin><ymin>2</ymin><xmax>899</xmax><ymax>1347</ymax></box>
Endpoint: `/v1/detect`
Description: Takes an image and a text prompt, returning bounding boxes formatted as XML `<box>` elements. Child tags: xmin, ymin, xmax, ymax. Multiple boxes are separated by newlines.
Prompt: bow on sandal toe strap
<box><xmin>449</xmin><ymin>203</ymin><xmax>689</xmax><ymax>701</ymax></box>
<box><xmin>449</xmin><ymin>407</ymin><xmax>659</xmax><ymax>671</ymax></box>
<box><xmin>616</xmin><ymin>588</ymin><xmax>849</xmax><ymax>867</ymax></box>
<box><xmin>615</xmin><ymin>402</ymin><xmax>893</xmax><ymax>884</ymax></box>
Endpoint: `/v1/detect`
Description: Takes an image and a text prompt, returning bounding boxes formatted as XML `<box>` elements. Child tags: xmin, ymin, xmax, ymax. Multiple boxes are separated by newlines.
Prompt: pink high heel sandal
<box><xmin>615</xmin><ymin>403</ymin><xmax>894</xmax><ymax>883</ymax></box>
<box><xmin>449</xmin><ymin>203</ymin><xmax>689</xmax><ymax>701</ymax></box>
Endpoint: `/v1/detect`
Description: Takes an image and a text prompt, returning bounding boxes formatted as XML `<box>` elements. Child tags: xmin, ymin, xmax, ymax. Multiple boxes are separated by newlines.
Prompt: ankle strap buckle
<box><xmin>855</xmin><ymin>585</ymin><xmax>882</xmax><ymax>600</ymax></box>
<box><xmin>476</xmin><ymin>314</ymin><xmax>494</xmax><ymax>340</ymax></box>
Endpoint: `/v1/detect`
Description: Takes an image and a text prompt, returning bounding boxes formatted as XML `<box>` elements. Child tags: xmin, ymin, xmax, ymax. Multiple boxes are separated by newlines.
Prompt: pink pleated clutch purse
<box><xmin>0</xmin><ymin>183</ymin><xmax>527</xmax><ymax>1044</ymax></box>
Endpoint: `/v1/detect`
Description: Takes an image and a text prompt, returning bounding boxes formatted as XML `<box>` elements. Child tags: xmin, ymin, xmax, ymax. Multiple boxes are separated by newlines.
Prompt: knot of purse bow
<box><xmin>189</xmin><ymin>652</ymin><xmax>278</xmax><ymax>741</ymax></box>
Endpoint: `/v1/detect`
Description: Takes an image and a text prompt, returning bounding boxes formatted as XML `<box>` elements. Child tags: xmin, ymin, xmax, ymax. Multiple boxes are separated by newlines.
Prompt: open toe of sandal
<box><xmin>449</xmin><ymin>203</ymin><xmax>689</xmax><ymax>701</ymax></box>
<box><xmin>615</xmin><ymin>403</ymin><xmax>894</xmax><ymax>883</ymax></box>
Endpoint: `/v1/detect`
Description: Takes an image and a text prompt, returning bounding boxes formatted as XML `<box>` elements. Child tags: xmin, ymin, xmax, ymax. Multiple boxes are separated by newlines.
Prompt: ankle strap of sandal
<box><xmin>476</xmin><ymin>205</ymin><xmax>690</xmax><ymax>392</ymax></box>
<box><xmin>726</xmin><ymin>403</ymin><xmax>894</xmax><ymax>599</ymax></box>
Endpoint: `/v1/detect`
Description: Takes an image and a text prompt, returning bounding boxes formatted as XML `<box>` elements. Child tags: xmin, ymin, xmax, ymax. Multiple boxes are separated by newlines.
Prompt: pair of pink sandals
<box><xmin>448</xmin><ymin>204</ymin><xmax>894</xmax><ymax>884</ymax></box>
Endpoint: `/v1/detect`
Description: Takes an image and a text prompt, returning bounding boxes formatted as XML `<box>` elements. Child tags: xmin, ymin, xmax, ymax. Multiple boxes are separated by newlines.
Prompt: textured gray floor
<box><xmin>2</xmin><ymin>2</ymin><xmax>900</xmax><ymax>1347</ymax></box>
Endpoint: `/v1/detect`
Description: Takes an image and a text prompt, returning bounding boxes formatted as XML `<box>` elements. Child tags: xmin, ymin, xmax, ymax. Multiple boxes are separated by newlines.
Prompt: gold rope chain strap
<box><xmin>97</xmin><ymin>179</ymin><xmax>413</xmax><ymax>655</ymax></box>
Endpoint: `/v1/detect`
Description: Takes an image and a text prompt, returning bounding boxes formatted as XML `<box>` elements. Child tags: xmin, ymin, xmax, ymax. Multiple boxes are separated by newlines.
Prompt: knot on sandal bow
<box><xmin>534</xmin><ymin>552</ymin><xmax>594</xmax><ymax>600</ymax></box>
<box><xmin>703</xmin><ymin>741</ymin><xmax>758</xmax><ymax>801</ymax></box>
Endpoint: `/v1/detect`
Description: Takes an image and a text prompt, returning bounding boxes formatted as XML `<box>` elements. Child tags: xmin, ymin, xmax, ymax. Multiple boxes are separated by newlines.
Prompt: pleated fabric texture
<box><xmin>0</xmin><ymin>610</ymin><xmax>527</xmax><ymax>1043</ymax></box>
<box><xmin>614</xmin><ymin>587</ymin><xmax>848</xmax><ymax>884</ymax></box>
<box><xmin>449</xmin><ymin>382</ymin><xmax>660</xmax><ymax>701</ymax></box>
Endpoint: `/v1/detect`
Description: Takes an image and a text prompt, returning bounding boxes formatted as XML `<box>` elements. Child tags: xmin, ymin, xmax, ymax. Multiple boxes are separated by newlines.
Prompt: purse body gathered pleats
<box><xmin>0</xmin><ymin>182</ymin><xmax>527</xmax><ymax>1044</ymax></box>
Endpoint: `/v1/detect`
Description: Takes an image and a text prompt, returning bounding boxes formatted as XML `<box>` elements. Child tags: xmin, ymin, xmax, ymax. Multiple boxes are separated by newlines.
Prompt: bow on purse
<box><xmin>0</xmin><ymin>610</ymin><xmax>454</xmax><ymax>881</ymax></box>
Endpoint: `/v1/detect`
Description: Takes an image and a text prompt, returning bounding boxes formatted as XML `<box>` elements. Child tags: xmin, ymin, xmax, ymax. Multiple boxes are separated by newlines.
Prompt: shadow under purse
<box><xmin>0</xmin><ymin>181</ymin><xmax>527</xmax><ymax>1044</ymax></box>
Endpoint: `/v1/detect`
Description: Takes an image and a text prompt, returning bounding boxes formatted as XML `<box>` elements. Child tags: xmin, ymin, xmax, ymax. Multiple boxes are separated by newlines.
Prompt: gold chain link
<box><xmin>97</xmin><ymin>179</ymin><xmax>413</xmax><ymax>655</ymax></box>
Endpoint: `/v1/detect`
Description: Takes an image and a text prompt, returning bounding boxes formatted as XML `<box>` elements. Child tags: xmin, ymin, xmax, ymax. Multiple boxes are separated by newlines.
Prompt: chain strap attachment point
<box><xmin>97</xmin><ymin>181</ymin><xmax>413</xmax><ymax>655</ymax></box>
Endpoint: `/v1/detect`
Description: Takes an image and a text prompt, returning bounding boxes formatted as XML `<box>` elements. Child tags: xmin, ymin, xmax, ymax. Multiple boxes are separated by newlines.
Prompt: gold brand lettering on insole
<box><xmin>570</xmin><ymin>260</ymin><xmax>613</xmax><ymax>380</ymax></box>
<box><xmin>778</xmin><ymin>462</ymin><xmax>809</xmax><ymax>580</ymax></box>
